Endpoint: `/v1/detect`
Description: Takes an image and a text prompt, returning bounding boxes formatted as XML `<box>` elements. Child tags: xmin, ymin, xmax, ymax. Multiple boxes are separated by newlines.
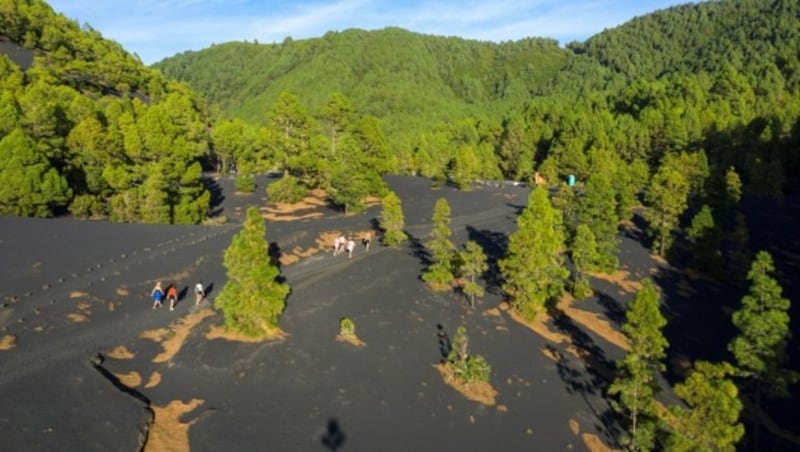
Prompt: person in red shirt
<box><xmin>166</xmin><ymin>284</ymin><xmax>179</xmax><ymax>311</ymax></box>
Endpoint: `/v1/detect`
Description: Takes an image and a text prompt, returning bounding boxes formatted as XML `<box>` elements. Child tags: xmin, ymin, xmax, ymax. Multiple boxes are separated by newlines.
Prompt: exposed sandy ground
<box><xmin>205</xmin><ymin>324</ymin><xmax>287</xmax><ymax>342</ymax></box>
<box><xmin>106</xmin><ymin>345</ymin><xmax>135</xmax><ymax>359</ymax></box>
<box><xmin>335</xmin><ymin>333</ymin><xmax>366</xmax><ymax>347</ymax></box>
<box><xmin>0</xmin><ymin>334</ymin><xmax>16</xmax><ymax>350</ymax></box>
<box><xmin>435</xmin><ymin>363</ymin><xmax>498</xmax><ymax>406</ymax></box>
<box><xmin>142</xmin><ymin>308</ymin><xmax>216</xmax><ymax>363</ymax></box>
<box><xmin>145</xmin><ymin>371</ymin><xmax>162</xmax><ymax>388</ymax></box>
<box><xmin>146</xmin><ymin>399</ymin><xmax>204</xmax><ymax>452</ymax></box>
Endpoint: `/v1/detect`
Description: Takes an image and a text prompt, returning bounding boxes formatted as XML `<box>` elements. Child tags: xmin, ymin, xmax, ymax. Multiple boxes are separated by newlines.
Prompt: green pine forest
<box><xmin>3</xmin><ymin>0</ymin><xmax>800</xmax><ymax>448</ymax></box>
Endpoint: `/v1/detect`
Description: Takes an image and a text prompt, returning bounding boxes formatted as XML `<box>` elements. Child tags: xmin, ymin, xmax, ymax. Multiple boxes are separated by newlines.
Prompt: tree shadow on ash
<box><xmin>623</xmin><ymin>211</ymin><xmax>652</xmax><ymax>250</ymax></box>
<box><xmin>436</xmin><ymin>323</ymin><xmax>452</xmax><ymax>363</ymax></box>
<box><xmin>204</xmin><ymin>177</ymin><xmax>226</xmax><ymax>218</ymax></box>
<box><xmin>320</xmin><ymin>417</ymin><xmax>346</xmax><ymax>451</ymax></box>
<box><xmin>406</xmin><ymin>232</ymin><xmax>432</xmax><ymax>268</ymax></box>
<box><xmin>465</xmin><ymin>225</ymin><xmax>508</xmax><ymax>295</ymax></box>
<box><xmin>550</xmin><ymin>310</ymin><xmax>622</xmax><ymax>448</ymax></box>
<box><xmin>649</xmin><ymin>260</ymin><xmax>738</xmax><ymax>386</ymax></box>
<box><xmin>504</xmin><ymin>202</ymin><xmax>526</xmax><ymax>217</ymax></box>
<box><xmin>594</xmin><ymin>290</ymin><xmax>626</xmax><ymax>327</ymax></box>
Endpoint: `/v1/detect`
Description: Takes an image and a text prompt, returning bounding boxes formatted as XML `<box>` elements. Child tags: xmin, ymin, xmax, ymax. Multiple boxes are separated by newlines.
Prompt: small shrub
<box><xmin>447</xmin><ymin>325</ymin><xmax>491</xmax><ymax>383</ymax></box>
<box><xmin>69</xmin><ymin>194</ymin><xmax>107</xmax><ymax>219</ymax></box>
<box><xmin>203</xmin><ymin>215</ymin><xmax>228</xmax><ymax>225</ymax></box>
<box><xmin>339</xmin><ymin>317</ymin><xmax>356</xmax><ymax>336</ymax></box>
<box><xmin>235</xmin><ymin>175</ymin><xmax>256</xmax><ymax>193</ymax></box>
<box><xmin>266</xmin><ymin>175</ymin><xmax>307</xmax><ymax>204</ymax></box>
<box><xmin>572</xmin><ymin>276</ymin><xmax>593</xmax><ymax>300</ymax></box>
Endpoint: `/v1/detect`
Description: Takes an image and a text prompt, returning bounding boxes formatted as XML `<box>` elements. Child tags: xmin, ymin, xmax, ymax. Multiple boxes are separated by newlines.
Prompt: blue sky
<box><xmin>48</xmin><ymin>0</ymin><xmax>694</xmax><ymax>65</ymax></box>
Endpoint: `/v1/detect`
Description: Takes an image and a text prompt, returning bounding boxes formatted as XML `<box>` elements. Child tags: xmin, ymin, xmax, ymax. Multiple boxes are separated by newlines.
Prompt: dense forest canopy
<box><xmin>0</xmin><ymin>0</ymin><xmax>212</xmax><ymax>222</ymax></box>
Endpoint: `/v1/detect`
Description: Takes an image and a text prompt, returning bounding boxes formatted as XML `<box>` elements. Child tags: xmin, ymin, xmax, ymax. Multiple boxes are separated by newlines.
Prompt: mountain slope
<box><xmin>154</xmin><ymin>28</ymin><xmax>569</xmax><ymax>145</ymax></box>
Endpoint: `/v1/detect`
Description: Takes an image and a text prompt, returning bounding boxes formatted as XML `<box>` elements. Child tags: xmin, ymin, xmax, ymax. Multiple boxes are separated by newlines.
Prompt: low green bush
<box><xmin>267</xmin><ymin>175</ymin><xmax>307</xmax><ymax>204</ymax></box>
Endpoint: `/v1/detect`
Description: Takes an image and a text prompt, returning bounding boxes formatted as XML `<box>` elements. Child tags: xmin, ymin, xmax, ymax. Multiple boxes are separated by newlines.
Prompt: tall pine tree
<box><xmin>423</xmin><ymin>197</ymin><xmax>456</xmax><ymax>290</ymax></box>
<box><xmin>728</xmin><ymin>251</ymin><xmax>796</xmax><ymax>397</ymax></box>
<box><xmin>499</xmin><ymin>187</ymin><xmax>568</xmax><ymax>321</ymax></box>
<box><xmin>608</xmin><ymin>278</ymin><xmax>668</xmax><ymax>451</ymax></box>
<box><xmin>379</xmin><ymin>190</ymin><xmax>407</xmax><ymax>247</ymax></box>
<box><xmin>666</xmin><ymin>361</ymin><xmax>744</xmax><ymax>451</ymax></box>
<box><xmin>458</xmin><ymin>240</ymin><xmax>488</xmax><ymax>308</ymax></box>
<box><xmin>577</xmin><ymin>172</ymin><xmax>619</xmax><ymax>272</ymax></box>
<box><xmin>215</xmin><ymin>206</ymin><xmax>290</xmax><ymax>337</ymax></box>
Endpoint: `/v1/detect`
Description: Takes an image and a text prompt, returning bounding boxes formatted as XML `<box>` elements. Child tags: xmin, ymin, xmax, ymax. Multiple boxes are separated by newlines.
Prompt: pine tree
<box><xmin>459</xmin><ymin>240</ymin><xmax>488</xmax><ymax>308</ymax></box>
<box><xmin>666</xmin><ymin>361</ymin><xmax>744</xmax><ymax>451</ymax></box>
<box><xmin>644</xmin><ymin>160</ymin><xmax>690</xmax><ymax>257</ymax></box>
<box><xmin>215</xmin><ymin>206</ymin><xmax>290</xmax><ymax>337</ymax></box>
<box><xmin>728</xmin><ymin>251</ymin><xmax>796</xmax><ymax>397</ymax></box>
<box><xmin>551</xmin><ymin>182</ymin><xmax>577</xmax><ymax>242</ymax></box>
<box><xmin>499</xmin><ymin>187</ymin><xmax>569</xmax><ymax>321</ymax></box>
<box><xmin>686</xmin><ymin>204</ymin><xmax>723</xmax><ymax>276</ymax></box>
<box><xmin>608</xmin><ymin>278</ymin><xmax>667</xmax><ymax>451</ymax></box>
<box><xmin>379</xmin><ymin>191</ymin><xmax>407</xmax><ymax>247</ymax></box>
<box><xmin>571</xmin><ymin>224</ymin><xmax>599</xmax><ymax>299</ymax></box>
<box><xmin>724</xmin><ymin>166</ymin><xmax>742</xmax><ymax>210</ymax></box>
<box><xmin>577</xmin><ymin>172</ymin><xmax>619</xmax><ymax>272</ymax></box>
<box><xmin>423</xmin><ymin>198</ymin><xmax>456</xmax><ymax>290</ymax></box>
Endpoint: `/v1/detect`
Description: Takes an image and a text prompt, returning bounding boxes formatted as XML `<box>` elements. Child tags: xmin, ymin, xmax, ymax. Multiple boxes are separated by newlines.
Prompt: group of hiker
<box><xmin>147</xmin><ymin>230</ymin><xmax>374</xmax><ymax>309</ymax></box>
<box><xmin>333</xmin><ymin>232</ymin><xmax>371</xmax><ymax>258</ymax></box>
<box><xmin>150</xmin><ymin>281</ymin><xmax>205</xmax><ymax>311</ymax></box>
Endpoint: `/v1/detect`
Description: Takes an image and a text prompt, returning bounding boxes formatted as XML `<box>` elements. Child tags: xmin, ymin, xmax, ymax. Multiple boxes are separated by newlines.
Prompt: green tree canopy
<box><xmin>215</xmin><ymin>206</ymin><xmax>290</xmax><ymax>337</ymax></box>
<box><xmin>499</xmin><ymin>186</ymin><xmax>569</xmax><ymax>321</ymax></box>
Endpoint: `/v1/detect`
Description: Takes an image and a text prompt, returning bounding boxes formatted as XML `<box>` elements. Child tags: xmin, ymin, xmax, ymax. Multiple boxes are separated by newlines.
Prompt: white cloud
<box><xmin>47</xmin><ymin>0</ymin><xmax>691</xmax><ymax>64</ymax></box>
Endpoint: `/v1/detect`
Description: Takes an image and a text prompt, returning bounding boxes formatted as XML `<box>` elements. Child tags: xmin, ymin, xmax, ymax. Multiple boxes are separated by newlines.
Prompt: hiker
<box><xmin>334</xmin><ymin>235</ymin><xmax>346</xmax><ymax>256</ymax></box>
<box><xmin>346</xmin><ymin>239</ymin><xmax>355</xmax><ymax>259</ymax></box>
<box><xmin>151</xmin><ymin>282</ymin><xmax>164</xmax><ymax>309</ymax></box>
<box><xmin>195</xmin><ymin>281</ymin><xmax>205</xmax><ymax>305</ymax></box>
<box><xmin>362</xmin><ymin>232</ymin><xmax>372</xmax><ymax>252</ymax></box>
<box><xmin>166</xmin><ymin>284</ymin><xmax>178</xmax><ymax>311</ymax></box>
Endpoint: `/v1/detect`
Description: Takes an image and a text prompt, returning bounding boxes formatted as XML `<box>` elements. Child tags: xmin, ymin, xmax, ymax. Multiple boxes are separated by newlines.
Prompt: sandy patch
<box><xmin>569</xmin><ymin>418</ymin><xmax>580</xmax><ymax>435</ymax></box>
<box><xmin>262</xmin><ymin>189</ymin><xmax>329</xmax><ymax>222</ymax></box>
<box><xmin>116</xmin><ymin>287</ymin><xmax>129</xmax><ymax>296</ymax></box>
<box><xmin>152</xmin><ymin>309</ymin><xmax>215</xmax><ymax>363</ymax></box>
<box><xmin>279</xmin><ymin>254</ymin><xmax>301</xmax><ymax>265</ymax></box>
<box><xmin>205</xmin><ymin>324</ymin><xmax>286</xmax><ymax>343</ymax></box>
<box><xmin>265</xmin><ymin>212</ymin><xmax>324</xmax><ymax>222</ymax></box>
<box><xmin>434</xmin><ymin>363</ymin><xmax>497</xmax><ymax>406</ymax></box>
<box><xmin>582</xmin><ymin>433</ymin><xmax>615</xmax><ymax>452</ymax></box>
<box><xmin>67</xmin><ymin>313</ymin><xmax>89</xmax><ymax>323</ymax></box>
<box><xmin>69</xmin><ymin>291</ymin><xmax>88</xmax><ymax>298</ymax></box>
<box><xmin>587</xmin><ymin>270</ymin><xmax>643</xmax><ymax>294</ymax></box>
<box><xmin>556</xmin><ymin>293</ymin><xmax>630</xmax><ymax>352</ymax></box>
<box><xmin>107</xmin><ymin>345</ymin><xmax>135</xmax><ymax>359</ymax></box>
<box><xmin>505</xmin><ymin>304</ymin><xmax>570</xmax><ymax>344</ymax></box>
<box><xmin>145</xmin><ymin>372</ymin><xmax>162</xmax><ymax>388</ymax></box>
<box><xmin>146</xmin><ymin>399</ymin><xmax>204</xmax><ymax>452</ymax></box>
<box><xmin>115</xmin><ymin>371</ymin><xmax>142</xmax><ymax>387</ymax></box>
<box><xmin>336</xmin><ymin>334</ymin><xmax>366</xmax><ymax>347</ymax></box>
<box><xmin>0</xmin><ymin>334</ymin><xmax>16</xmax><ymax>350</ymax></box>
<box><xmin>140</xmin><ymin>328</ymin><xmax>171</xmax><ymax>342</ymax></box>
<box><xmin>651</xmin><ymin>254</ymin><xmax>668</xmax><ymax>265</ymax></box>
<box><xmin>542</xmin><ymin>346</ymin><xmax>562</xmax><ymax>361</ymax></box>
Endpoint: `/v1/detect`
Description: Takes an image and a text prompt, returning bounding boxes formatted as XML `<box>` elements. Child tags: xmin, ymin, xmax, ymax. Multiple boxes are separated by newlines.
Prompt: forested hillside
<box><xmin>155</xmin><ymin>28</ymin><xmax>568</xmax><ymax>149</ymax></box>
<box><xmin>0</xmin><ymin>0</ymin><xmax>212</xmax><ymax>223</ymax></box>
